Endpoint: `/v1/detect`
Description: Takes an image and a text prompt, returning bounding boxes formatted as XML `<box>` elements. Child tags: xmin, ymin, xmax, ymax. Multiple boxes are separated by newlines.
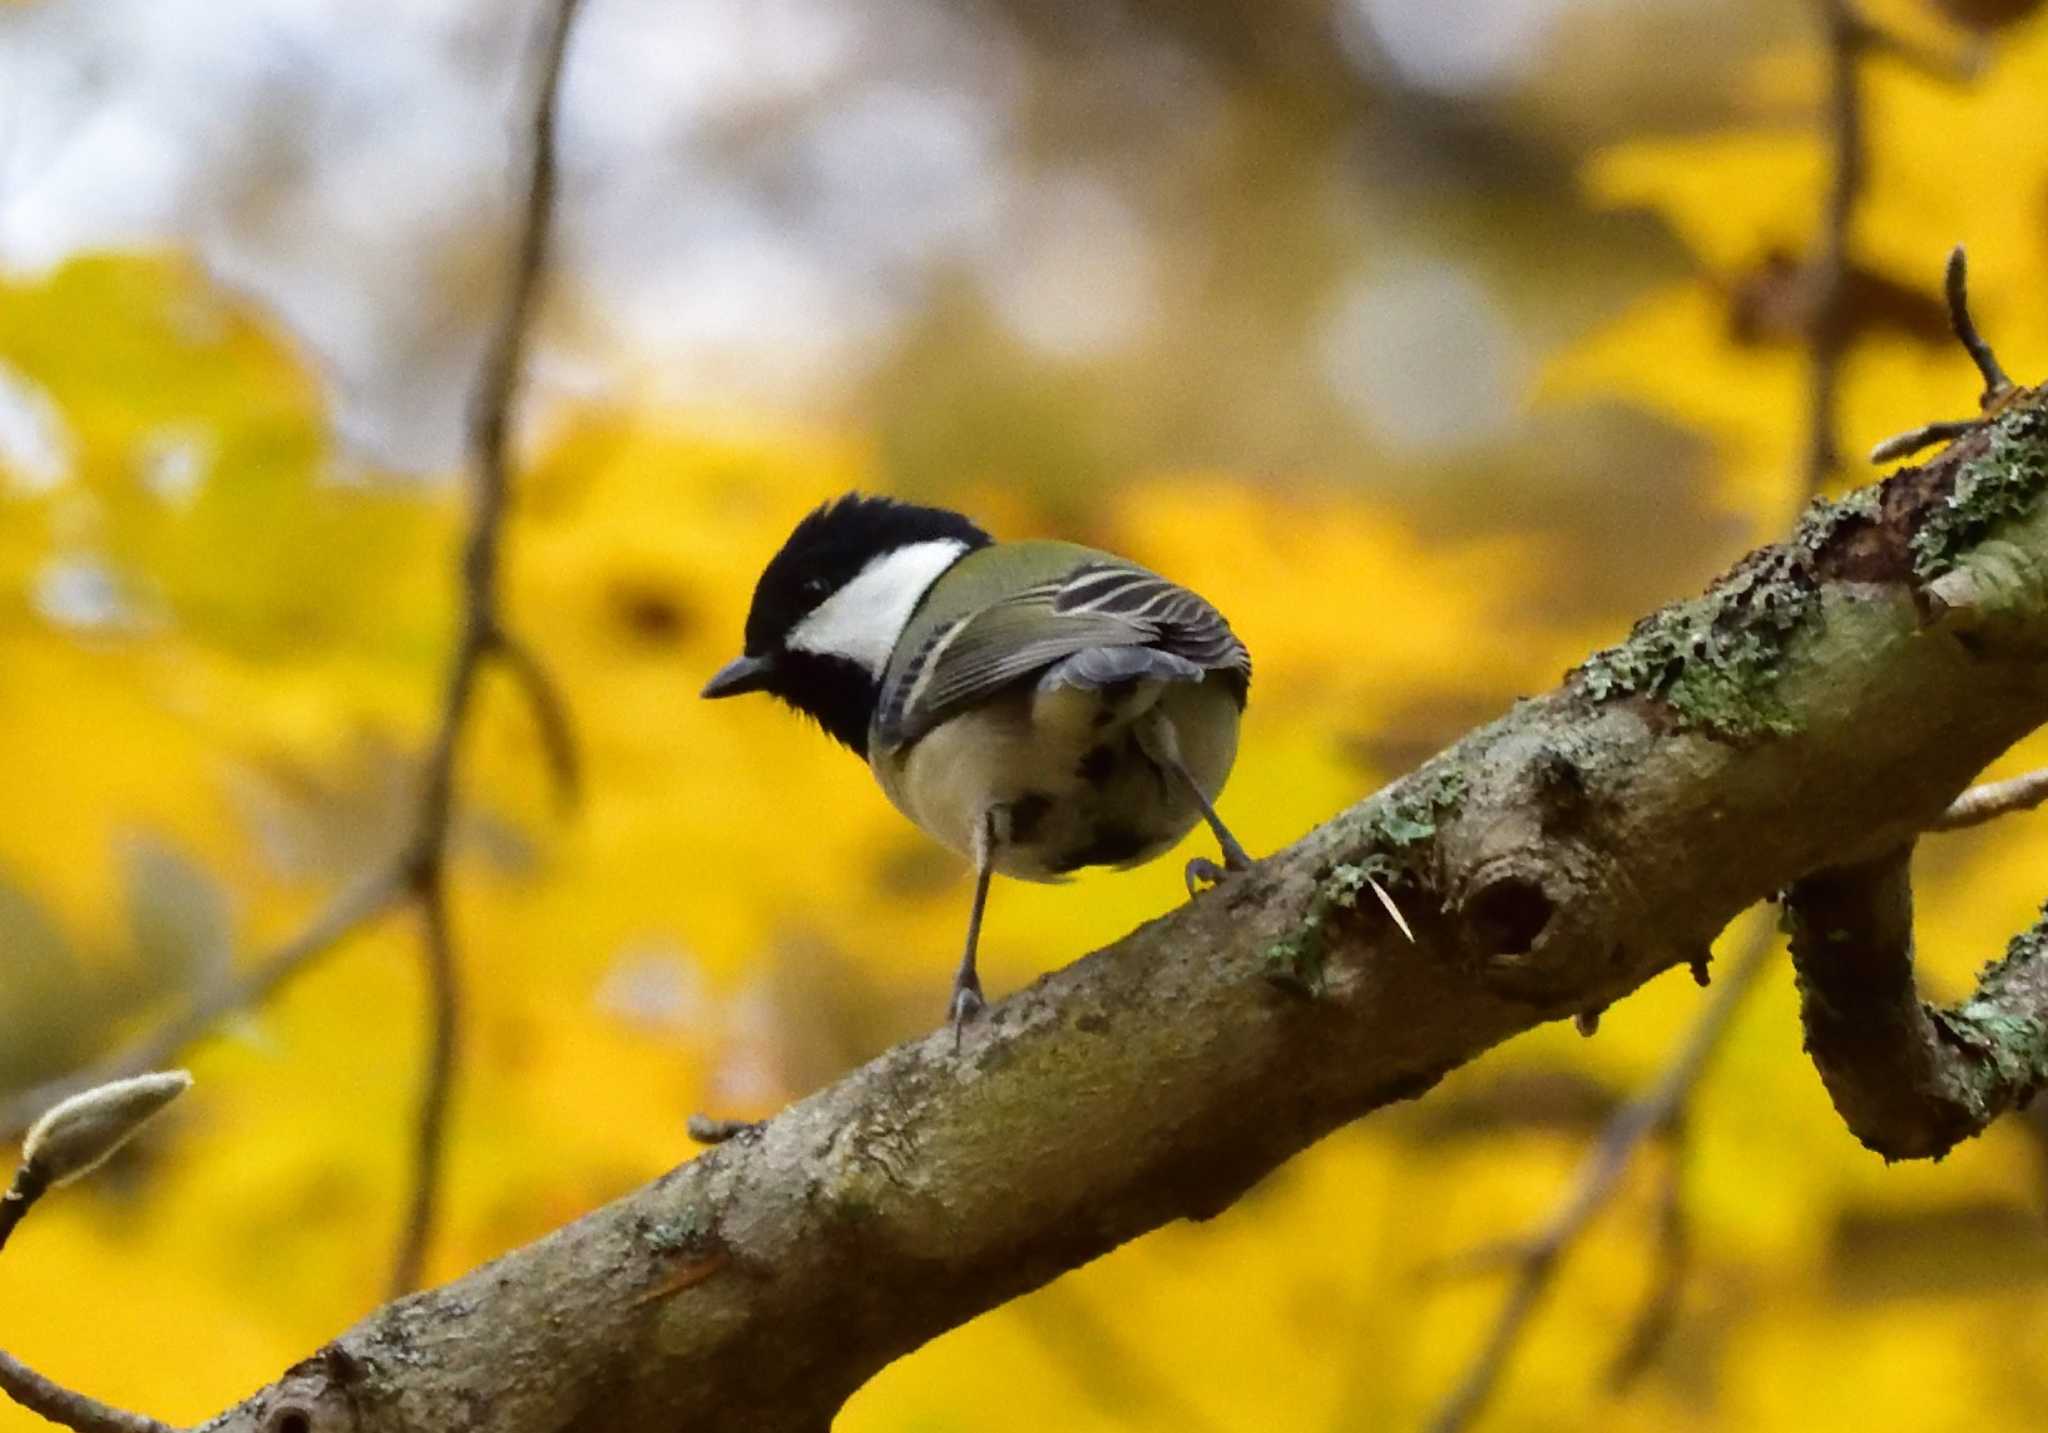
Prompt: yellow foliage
<box><xmin>10</xmin><ymin>17</ymin><xmax>2048</xmax><ymax>1417</ymax></box>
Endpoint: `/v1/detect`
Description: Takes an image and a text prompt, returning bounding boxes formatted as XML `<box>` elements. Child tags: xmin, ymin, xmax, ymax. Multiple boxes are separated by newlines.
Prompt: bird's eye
<box><xmin>800</xmin><ymin>577</ymin><xmax>828</xmax><ymax>600</ymax></box>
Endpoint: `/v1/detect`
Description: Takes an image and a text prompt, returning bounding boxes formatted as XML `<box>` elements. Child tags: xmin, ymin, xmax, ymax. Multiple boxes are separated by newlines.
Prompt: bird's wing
<box><xmin>876</xmin><ymin>559</ymin><xmax>1249</xmax><ymax>747</ymax></box>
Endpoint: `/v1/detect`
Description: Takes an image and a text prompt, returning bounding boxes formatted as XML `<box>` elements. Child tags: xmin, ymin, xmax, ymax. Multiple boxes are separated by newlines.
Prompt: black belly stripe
<box><xmin>1076</xmin><ymin>744</ymin><xmax>1118</xmax><ymax>787</ymax></box>
<box><xmin>1006</xmin><ymin>792</ymin><xmax>1054</xmax><ymax>844</ymax></box>
<box><xmin>1052</xmin><ymin>824</ymin><xmax>1153</xmax><ymax>873</ymax></box>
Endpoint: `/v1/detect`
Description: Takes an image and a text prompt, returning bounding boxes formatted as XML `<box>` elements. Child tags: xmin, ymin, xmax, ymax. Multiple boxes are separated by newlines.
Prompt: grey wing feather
<box><xmin>878</xmin><ymin>560</ymin><xmax>1249</xmax><ymax>747</ymax></box>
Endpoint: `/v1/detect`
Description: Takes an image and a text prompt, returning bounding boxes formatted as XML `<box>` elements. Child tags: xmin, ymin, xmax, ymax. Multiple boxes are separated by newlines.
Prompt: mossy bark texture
<box><xmin>199</xmin><ymin>399</ymin><xmax>2048</xmax><ymax>1433</ymax></box>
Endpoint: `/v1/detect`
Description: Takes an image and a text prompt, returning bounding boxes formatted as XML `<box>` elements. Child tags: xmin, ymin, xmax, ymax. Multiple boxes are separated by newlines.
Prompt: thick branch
<box><xmin>182</xmin><ymin>392</ymin><xmax>2048</xmax><ymax>1432</ymax></box>
<box><xmin>1785</xmin><ymin>849</ymin><xmax>2048</xmax><ymax>1159</ymax></box>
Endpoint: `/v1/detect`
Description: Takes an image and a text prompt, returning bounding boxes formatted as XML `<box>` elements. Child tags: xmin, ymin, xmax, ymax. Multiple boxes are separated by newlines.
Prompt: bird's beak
<box><xmin>701</xmin><ymin>653</ymin><xmax>774</xmax><ymax>699</ymax></box>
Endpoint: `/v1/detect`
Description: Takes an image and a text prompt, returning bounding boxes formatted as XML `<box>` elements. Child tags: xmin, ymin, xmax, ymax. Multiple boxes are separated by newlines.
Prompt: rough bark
<box><xmin>172</xmin><ymin>394</ymin><xmax>2048</xmax><ymax>1432</ymax></box>
<box><xmin>1786</xmin><ymin>849</ymin><xmax>2048</xmax><ymax>1159</ymax></box>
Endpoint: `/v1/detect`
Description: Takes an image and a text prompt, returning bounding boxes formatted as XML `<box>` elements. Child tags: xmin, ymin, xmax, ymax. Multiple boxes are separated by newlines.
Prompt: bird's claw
<box><xmin>1185</xmin><ymin>855</ymin><xmax>1231</xmax><ymax>897</ymax></box>
<box><xmin>948</xmin><ymin>981</ymin><xmax>987</xmax><ymax>1050</ymax></box>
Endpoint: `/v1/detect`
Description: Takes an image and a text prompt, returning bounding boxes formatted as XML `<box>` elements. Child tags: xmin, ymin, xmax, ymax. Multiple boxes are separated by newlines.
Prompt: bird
<box><xmin>701</xmin><ymin>492</ymin><xmax>1256</xmax><ymax>1040</ymax></box>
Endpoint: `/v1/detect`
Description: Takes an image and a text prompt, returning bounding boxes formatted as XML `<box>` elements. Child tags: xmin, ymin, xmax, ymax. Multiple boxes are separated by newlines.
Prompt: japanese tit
<box><xmin>702</xmin><ymin>493</ymin><xmax>1254</xmax><ymax>1037</ymax></box>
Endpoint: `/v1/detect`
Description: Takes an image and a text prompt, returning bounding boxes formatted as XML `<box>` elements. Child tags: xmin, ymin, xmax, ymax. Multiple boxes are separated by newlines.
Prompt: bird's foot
<box><xmin>1185</xmin><ymin>843</ymin><xmax>1253</xmax><ymax>898</ymax></box>
<box><xmin>948</xmin><ymin>979</ymin><xmax>987</xmax><ymax>1050</ymax></box>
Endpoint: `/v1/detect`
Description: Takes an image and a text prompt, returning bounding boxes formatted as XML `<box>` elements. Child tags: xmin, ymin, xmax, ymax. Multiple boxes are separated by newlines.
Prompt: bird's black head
<box><xmin>701</xmin><ymin>493</ymin><xmax>991</xmax><ymax>757</ymax></box>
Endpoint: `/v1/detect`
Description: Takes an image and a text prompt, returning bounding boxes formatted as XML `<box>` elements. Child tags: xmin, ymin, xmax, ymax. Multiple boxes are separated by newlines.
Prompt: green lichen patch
<box><xmin>1575</xmin><ymin>546</ymin><xmax>1819</xmax><ymax>739</ymax></box>
<box><xmin>1910</xmin><ymin>405</ymin><xmax>2048</xmax><ymax>579</ymax></box>
<box><xmin>1968</xmin><ymin>901</ymin><xmax>2048</xmax><ymax>1008</ymax></box>
<box><xmin>1265</xmin><ymin>770</ymin><xmax>1466</xmax><ymax>995</ymax></box>
<box><xmin>1935</xmin><ymin>903</ymin><xmax>2048</xmax><ymax>1109</ymax></box>
<box><xmin>1262</xmin><ymin>855</ymin><xmax>1403</xmax><ymax>998</ymax></box>
<box><xmin>1362</xmin><ymin>766</ymin><xmax>1468</xmax><ymax>849</ymax></box>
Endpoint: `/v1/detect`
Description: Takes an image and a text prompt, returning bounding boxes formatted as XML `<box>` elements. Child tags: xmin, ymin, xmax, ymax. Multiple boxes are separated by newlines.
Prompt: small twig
<box><xmin>1931</xmin><ymin>767</ymin><xmax>2048</xmax><ymax>831</ymax></box>
<box><xmin>1422</xmin><ymin>919</ymin><xmax>1778</xmax><ymax>1433</ymax></box>
<box><xmin>0</xmin><ymin>865</ymin><xmax>403</xmax><ymax>1143</ymax></box>
<box><xmin>1</xmin><ymin>1078</ymin><xmax>195</xmax><ymax>1433</ymax></box>
<box><xmin>0</xmin><ymin>1166</ymin><xmax>45</xmax><ymax>1255</ymax></box>
<box><xmin>492</xmin><ymin>628</ymin><xmax>583</xmax><ymax>810</ymax></box>
<box><xmin>1868</xmin><ymin>418</ymin><xmax>1979</xmax><ymax>465</ymax></box>
<box><xmin>1801</xmin><ymin>0</ymin><xmax>1868</xmax><ymax>497</ymax></box>
<box><xmin>387</xmin><ymin>885</ymin><xmax>460</xmax><ymax>1297</ymax></box>
<box><xmin>1849</xmin><ymin>11</ymin><xmax>1987</xmax><ymax>81</ymax></box>
<box><xmin>1944</xmin><ymin>244</ymin><xmax>2014</xmax><ymax>406</ymax></box>
<box><xmin>686</xmin><ymin>1115</ymin><xmax>760</xmax><ymax>1146</ymax></box>
<box><xmin>385</xmin><ymin>0</ymin><xmax>586</xmax><ymax>1297</ymax></box>
<box><xmin>1867</xmin><ymin>245</ymin><xmax>2018</xmax><ymax>465</ymax></box>
<box><xmin>0</xmin><ymin>1352</ymin><xmax>175</xmax><ymax>1433</ymax></box>
<box><xmin>1606</xmin><ymin>1119</ymin><xmax>1691</xmax><ymax>1390</ymax></box>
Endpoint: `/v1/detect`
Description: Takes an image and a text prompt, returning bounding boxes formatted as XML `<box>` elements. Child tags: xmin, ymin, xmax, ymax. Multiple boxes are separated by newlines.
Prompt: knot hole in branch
<box><xmin>1465</xmin><ymin>875</ymin><xmax>1554</xmax><ymax>958</ymax></box>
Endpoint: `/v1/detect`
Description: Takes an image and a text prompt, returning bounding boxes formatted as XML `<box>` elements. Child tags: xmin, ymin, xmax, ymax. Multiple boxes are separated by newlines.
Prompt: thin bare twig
<box><xmin>1803</xmin><ymin>0</ymin><xmax>1867</xmax><ymax>497</ymax></box>
<box><xmin>387</xmin><ymin>881</ymin><xmax>461</xmax><ymax>1297</ymax></box>
<box><xmin>1</xmin><ymin>1085</ymin><xmax>189</xmax><ymax>1432</ymax></box>
<box><xmin>0</xmin><ymin>1167</ymin><xmax>41</xmax><ymax>1255</ymax></box>
<box><xmin>0</xmin><ymin>864</ymin><xmax>405</xmax><ymax>1143</ymax></box>
<box><xmin>1868</xmin><ymin>417</ymin><xmax>1979</xmax><ymax>464</ymax></box>
<box><xmin>386</xmin><ymin>0</ymin><xmax>586</xmax><ymax>1298</ymax></box>
<box><xmin>1868</xmin><ymin>247</ymin><xmax>2015</xmax><ymax>464</ymax></box>
<box><xmin>1422</xmin><ymin>921</ymin><xmax>1779</xmax><ymax>1433</ymax></box>
<box><xmin>686</xmin><ymin>1115</ymin><xmax>760</xmax><ymax>1146</ymax></box>
<box><xmin>1848</xmin><ymin>11</ymin><xmax>1987</xmax><ymax>82</ymax></box>
<box><xmin>0</xmin><ymin>1352</ymin><xmax>174</xmax><ymax>1433</ymax></box>
<box><xmin>494</xmin><ymin>629</ymin><xmax>583</xmax><ymax>810</ymax></box>
<box><xmin>1945</xmin><ymin>244</ymin><xmax>2014</xmax><ymax>405</ymax></box>
<box><xmin>1932</xmin><ymin>766</ymin><xmax>2048</xmax><ymax>831</ymax></box>
<box><xmin>1606</xmin><ymin>1116</ymin><xmax>1691</xmax><ymax>1390</ymax></box>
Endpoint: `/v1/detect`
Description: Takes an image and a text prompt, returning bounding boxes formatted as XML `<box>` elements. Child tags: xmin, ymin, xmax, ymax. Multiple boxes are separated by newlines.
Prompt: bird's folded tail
<box><xmin>1035</xmin><ymin>646</ymin><xmax>1206</xmax><ymax>693</ymax></box>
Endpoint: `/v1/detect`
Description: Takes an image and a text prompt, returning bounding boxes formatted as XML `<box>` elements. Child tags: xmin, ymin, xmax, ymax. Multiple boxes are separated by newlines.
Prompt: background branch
<box><xmin>1803</xmin><ymin>0</ymin><xmax>1867</xmax><ymax>495</ymax></box>
<box><xmin>384</xmin><ymin>0</ymin><xmax>585</xmax><ymax>1298</ymax></box>
<box><xmin>1421</xmin><ymin>918</ymin><xmax>1778</xmax><ymax>1433</ymax></box>
<box><xmin>0</xmin><ymin>865</ymin><xmax>404</xmax><ymax>1144</ymax></box>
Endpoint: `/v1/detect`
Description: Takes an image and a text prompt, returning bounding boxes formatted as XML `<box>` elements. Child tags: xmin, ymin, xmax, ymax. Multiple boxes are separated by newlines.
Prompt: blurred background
<box><xmin>5</xmin><ymin>0</ymin><xmax>2048</xmax><ymax>1428</ymax></box>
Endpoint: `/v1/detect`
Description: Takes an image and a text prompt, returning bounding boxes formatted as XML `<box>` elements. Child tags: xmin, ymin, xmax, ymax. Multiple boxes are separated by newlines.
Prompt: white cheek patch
<box><xmin>788</xmin><ymin>538</ymin><xmax>967</xmax><ymax>677</ymax></box>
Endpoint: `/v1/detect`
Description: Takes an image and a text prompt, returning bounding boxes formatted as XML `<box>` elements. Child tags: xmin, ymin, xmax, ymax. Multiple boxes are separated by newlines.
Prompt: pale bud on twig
<box><xmin>20</xmin><ymin>1071</ymin><xmax>193</xmax><ymax>1189</ymax></box>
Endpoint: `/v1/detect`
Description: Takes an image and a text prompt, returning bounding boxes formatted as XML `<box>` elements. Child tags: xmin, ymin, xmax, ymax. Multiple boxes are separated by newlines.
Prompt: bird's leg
<box><xmin>1137</xmin><ymin>711</ymin><xmax>1252</xmax><ymax>896</ymax></box>
<box><xmin>1178</xmin><ymin>777</ymin><xmax>1253</xmax><ymax>896</ymax></box>
<box><xmin>949</xmin><ymin>808</ymin><xmax>998</xmax><ymax>1047</ymax></box>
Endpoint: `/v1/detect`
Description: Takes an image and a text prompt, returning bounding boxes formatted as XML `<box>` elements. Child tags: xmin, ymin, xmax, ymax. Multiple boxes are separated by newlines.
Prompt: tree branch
<box><xmin>1784</xmin><ymin>848</ymin><xmax>2048</xmax><ymax>1159</ymax></box>
<box><xmin>178</xmin><ymin>382</ymin><xmax>2048</xmax><ymax>1431</ymax></box>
